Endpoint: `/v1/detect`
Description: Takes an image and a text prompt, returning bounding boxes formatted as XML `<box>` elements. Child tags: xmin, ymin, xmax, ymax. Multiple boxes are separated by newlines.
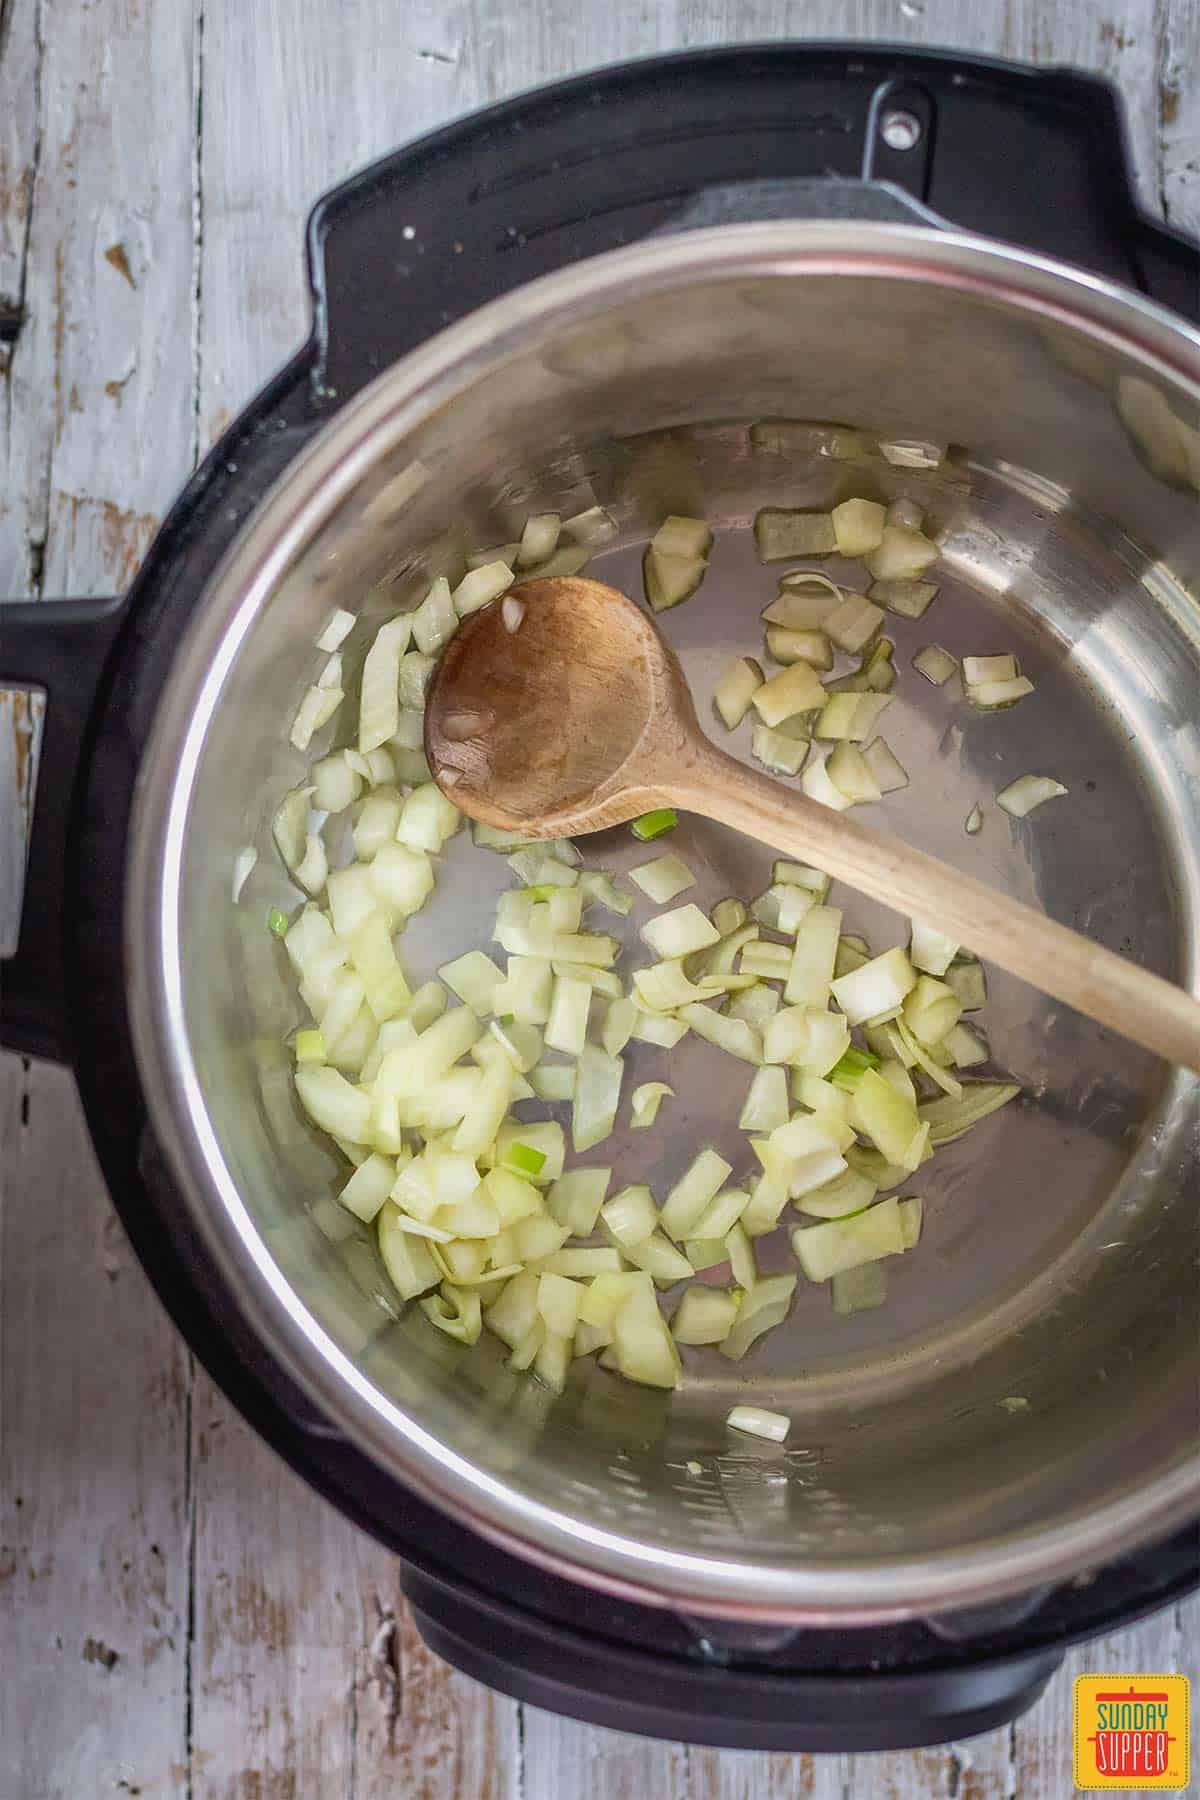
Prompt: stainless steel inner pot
<box><xmin>129</xmin><ymin>224</ymin><xmax>1200</xmax><ymax>1623</ymax></box>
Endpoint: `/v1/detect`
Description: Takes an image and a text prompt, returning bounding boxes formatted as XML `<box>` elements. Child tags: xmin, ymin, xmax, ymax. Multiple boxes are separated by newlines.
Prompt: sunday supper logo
<box><xmin>1074</xmin><ymin>1675</ymin><xmax>1190</xmax><ymax>1790</ymax></box>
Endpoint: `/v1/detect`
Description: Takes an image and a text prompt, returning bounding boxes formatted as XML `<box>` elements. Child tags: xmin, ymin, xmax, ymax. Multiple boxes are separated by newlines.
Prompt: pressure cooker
<box><xmin>2</xmin><ymin>46</ymin><xmax>1197</xmax><ymax>1749</ymax></box>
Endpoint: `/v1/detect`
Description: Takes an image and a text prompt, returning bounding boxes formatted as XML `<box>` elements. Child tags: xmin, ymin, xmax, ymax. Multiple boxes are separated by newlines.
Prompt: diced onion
<box><xmin>640</xmin><ymin>903</ymin><xmax>720</xmax><ymax>960</ymax></box>
<box><xmin>232</xmin><ymin>845</ymin><xmax>258</xmax><ymax>902</ymax></box>
<box><xmin>864</xmin><ymin>525</ymin><xmax>939</xmax><ymax>582</ymax></box>
<box><xmin>752</xmin><ymin>660</ymin><xmax>826</xmax><ymax>727</ymax></box>
<box><xmin>967</xmin><ymin>676</ymin><xmax>1035</xmax><ymax>709</ymax></box>
<box><xmin>871</xmin><ymin>578</ymin><xmax>938</xmax><ymax>619</ymax></box>
<box><xmin>630</xmin><ymin>808</ymin><xmax>678</xmax><ymax>841</ymax></box>
<box><xmin>963</xmin><ymin>654</ymin><xmax>1017</xmax><ymax>685</ymax></box>
<box><xmin>501</xmin><ymin>596</ymin><xmax>526</xmax><ymax>634</ymax></box>
<box><xmin>965</xmin><ymin>804</ymin><xmax>984</xmax><ymax>835</ymax></box>
<box><xmin>824</xmin><ymin>595</ymin><xmax>884</xmax><ymax>656</ymax></box>
<box><xmin>359</xmin><ymin>617</ymin><xmax>412</xmax><ymax>751</ymax></box>
<box><xmin>831</xmin><ymin>497</ymin><xmax>885</xmax><ymax>556</ymax></box>
<box><xmin>631</xmin><ymin>1082</ymin><xmax>673</xmax><ymax>1129</ymax></box>
<box><xmin>673</xmin><ymin>1289</ymin><xmax>740</xmax><ymax>1345</ymax></box>
<box><xmin>719</xmin><ymin>1275</ymin><xmax>796</xmax><ymax>1361</ymax></box>
<box><xmin>516</xmin><ymin>512</ymin><xmax>562</xmax><ymax>569</ymax></box>
<box><xmin>452</xmin><ymin>560</ymin><xmax>514</xmax><ymax>617</ymax></box>
<box><xmin>862</xmin><ymin>737</ymin><xmax>909</xmax><ymax>794</ymax></box>
<box><xmin>316</xmin><ymin>607</ymin><xmax>356</xmax><ymax>652</ymax></box>
<box><xmin>913</xmin><ymin>644</ymin><xmax>958</xmax><ymax>686</ymax></box>
<box><xmin>412</xmin><ymin>577</ymin><xmax>457</xmax><ymax>655</ymax></box>
<box><xmin>909</xmin><ymin>920</ymin><xmax>959</xmax><ymax>978</ymax></box>
<box><xmin>754</xmin><ymin>508</ymin><xmax>835</xmax><ymax>561</ymax></box>
<box><xmin>726</xmin><ymin>1404</ymin><xmax>790</xmax><ymax>1442</ymax></box>
<box><xmin>628</xmin><ymin>854</ymin><xmax>694</xmax><ymax>903</ymax></box>
<box><xmin>562</xmin><ymin>504</ymin><xmax>617</xmax><ymax>545</ymax></box>
<box><xmin>792</xmin><ymin>1196</ymin><xmax>905</xmax><ymax>1282</ymax></box>
<box><xmin>997</xmin><ymin>774</ymin><xmax>1068</xmax><ymax>818</ymax></box>
<box><xmin>291</xmin><ymin>683</ymin><xmax>342</xmax><ymax>751</ymax></box>
<box><xmin>752</xmin><ymin>724</ymin><xmax>809</xmax><ymax>775</ymax></box>
<box><xmin>644</xmin><ymin>546</ymin><xmax>707</xmax><ymax>612</ymax></box>
<box><xmin>713</xmin><ymin>656</ymin><xmax>764</xmax><ymax>729</ymax></box>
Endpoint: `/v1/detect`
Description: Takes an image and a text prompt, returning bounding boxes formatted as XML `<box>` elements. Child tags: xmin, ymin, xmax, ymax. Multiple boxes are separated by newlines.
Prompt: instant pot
<box><xmin>3</xmin><ymin>46</ymin><xmax>1198</xmax><ymax>1750</ymax></box>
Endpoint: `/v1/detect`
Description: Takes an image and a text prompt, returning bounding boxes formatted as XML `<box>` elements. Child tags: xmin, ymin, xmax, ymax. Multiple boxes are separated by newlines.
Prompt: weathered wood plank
<box><xmin>0</xmin><ymin>0</ymin><xmax>198</xmax><ymax>1796</ymax></box>
<box><xmin>1160</xmin><ymin>0</ymin><xmax>1200</xmax><ymax>237</ymax></box>
<box><xmin>0</xmin><ymin>1061</ymin><xmax>191</xmax><ymax>1800</ymax></box>
<box><xmin>688</xmin><ymin>1743</ymin><xmax>850</xmax><ymax>1797</ymax></box>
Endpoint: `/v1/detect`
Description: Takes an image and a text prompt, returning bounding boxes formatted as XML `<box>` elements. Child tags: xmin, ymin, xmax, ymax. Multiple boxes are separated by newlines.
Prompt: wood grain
<box><xmin>1</xmin><ymin>0</ymin><xmax>1197</xmax><ymax>1795</ymax></box>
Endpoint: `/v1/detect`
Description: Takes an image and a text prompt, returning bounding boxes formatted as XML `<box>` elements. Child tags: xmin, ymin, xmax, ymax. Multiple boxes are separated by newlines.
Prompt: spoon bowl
<box><xmin>426</xmin><ymin>574</ymin><xmax>1200</xmax><ymax>1073</ymax></box>
<box><xmin>426</xmin><ymin>576</ymin><xmax>685</xmax><ymax>835</ymax></box>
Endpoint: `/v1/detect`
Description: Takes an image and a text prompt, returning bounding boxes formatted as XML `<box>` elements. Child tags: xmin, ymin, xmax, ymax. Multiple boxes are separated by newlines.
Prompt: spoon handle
<box><xmin>672</xmin><ymin>740</ymin><xmax>1200</xmax><ymax>1074</ymax></box>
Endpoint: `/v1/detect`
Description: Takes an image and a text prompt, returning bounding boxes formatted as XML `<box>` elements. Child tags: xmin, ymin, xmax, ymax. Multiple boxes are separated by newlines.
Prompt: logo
<box><xmin>1074</xmin><ymin>1675</ymin><xmax>1190</xmax><ymax>1789</ymax></box>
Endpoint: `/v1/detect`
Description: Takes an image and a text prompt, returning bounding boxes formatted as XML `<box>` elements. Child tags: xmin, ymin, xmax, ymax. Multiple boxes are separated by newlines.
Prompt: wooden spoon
<box><xmin>426</xmin><ymin>576</ymin><xmax>1200</xmax><ymax>1073</ymax></box>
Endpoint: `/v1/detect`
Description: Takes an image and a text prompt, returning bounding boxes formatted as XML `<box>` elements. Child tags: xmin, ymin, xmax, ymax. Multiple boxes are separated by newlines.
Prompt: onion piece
<box><xmin>545</xmin><ymin>972</ymin><xmax>592</xmax><ymax>1055</ymax></box>
<box><xmin>895</xmin><ymin>1019</ymin><xmax>962</xmax><ymax>1098</ymax></box>
<box><xmin>545</xmin><ymin>1167</ymin><xmax>611</xmax><ymax>1236</ymax></box>
<box><xmin>438</xmin><ymin>950</ymin><xmax>504</xmax><ymax>1015</ymax></box>
<box><xmin>965</xmin><ymin>804</ymin><xmax>984</xmax><ymax>835</ymax></box>
<box><xmin>751</xmin><ymin>724</ymin><xmax>809</xmax><ymax>775</ymax></box>
<box><xmin>630</xmin><ymin>1010</ymin><xmax>689</xmax><ymax>1048</ymax></box>
<box><xmin>784</xmin><ymin>906</ymin><xmax>842</xmax><ymax>1006</ymax></box>
<box><xmin>764</xmin><ymin>575</ymin><xmax>841</xmax><ymax>626</ymax></box>
<box><xmin>913</xmin><ymin>643</ymin><xmax>957</xmax><ymax>686</ymax></box>
<box><xmin>871</xmin><ymin>578</ymin><xmax>938</xmax><ymax>619</ymax></box>
<box><xmin>640</xmin><ymin>903</ymin><xmax>720</xmax><ymax>960</ymax></box>
<box><xmin>850</xmin><ymin>1069</ymin><xmax>923</xmax><ymax>1168</ymax></box>
<box><xmin>765</xmin><ymin>626</ymin><xmax>832</xmax><ymax>670</ymax></box>
<box><xmin>919</xmin><ymin>1081</ymin><xmax>1020</xmax><ymax>1145</ymax></box>
<box><xmin>719</xmin><ymin>1274</ymin><xmax>796</xmax><ymax>1361</ymax></box>
<box><xmin>963</xmin><ymin>654</ymin><xmax>1017</xmax><ymax>685</ymax></box>
<box><xmin>862</xmin><ymin>736</ymin><xmax>909</xmax><ymax>794</ymax></box>
<box><xmin>398</xmin><ymin>783</ymin><xmax>460</xmax><ymax>852</ymax></box>
<box><xmin>529</xmin><ymin>1062</ymin><xmax>575</xmax><ymax>1102</ymax></box>
<box><xmin>726</xmin><ymin>1404</ymin><xmax>790</xmax><ymax>1442</ymax></box>
<box><xmin>600</xmin><ymin>1184</ymin><xmax>658</xmax><ymax>1248</ymax></box>
<box><xmin>997</xmin><ymin>774</ymin><xmax>1068</xmax><ymax>817</ymax></box>
<box><xmin>796</xmin><ymin>1167</ymin><xmax>877</xmax><ymax>1220</ymax></box>
<box><xmin>677</xmin><ymin>1002</ymin><xmax>764</xmax><ymax>1064</ymax></box>
<box><xmin>831</xmin><ymin>497</ymin><xmax>885</xmax><ymax>556</ymax></box>
<box><xmin>792</xmin><ymin>1196</ymin><xmax>905</xmax><ymax>1281</ymax></box>
<box><xmin>633</xmin><ymin>959</ymin><xmax>709</xmax><ymax>1012</ymax></box>
<box><xmin>659</xmin><ymin>1149</ymin><xmax>732</xmax><ymax>1243</ymax></box>
<box><xmin>800</xmin><ymin>753</ymin><xmax>853</xmax><ymax>812</ymax></box>
<box><xmin>291</xmin><ymin>683</ymin><xmax>342</xmax><ymax>751</ymax></box>
<box><xmin>378</xmin><ymin>1204</ymin><xmax>441</xmax><ymax>1301</ymax></box>
<box><xmin>754</xmin><ymin>508</ymin><xmax>836</xmax><ymax>561</ymax></box>
<box><xmin>272</xmin><ymin>785</ymin><xmax>313</xmax><ymax>871</ymax></box>
<box><xmin>516</xmin><ymin>512</ymin><xmax>562</xmax><ymax>569</ymax></box>
<box><xmin>944</xmin><ymin>960</ymin><xmax>987</xmax><ymax>1011</ymax></box>
<box><xmin>572</xmin><ymin>1044</ymin><xmax>623</xmax><ymax>1152</ymax></box>
<box><xmin>523</xmin><ymin>543</ymin><xmax>592</xmax><ymax>580</ymax></box>
<box><xmin>738</xmin><ymin>1066</ymin><xmax>789</xmax><ymax>1132</ymax></box>
<box><xmin>631</xmin><ymin>1082</ymin><xmax>674</xmax><ymax>1129</ymax></box>
<box><xmin>672</xmin><ymin>1288</ymin><xmax>740</xmax><ymax>1345</ymax></box>
<box><xmin>909</xmin><ymin>919</ymin><xmax>960</xmax><ymax>978</ymax></box>
<box><xmin>629</xmin><ymin>853</ymin><xmax>695</xmax><ymax>904</ymax></box>
<box><xmin>611</xmin><ymin>1282</ymin><xmax>681</xmax><ymax>1388</ymax></box>
<box><xmin>578</xmin><ymin>870</ymin><xmax>633</xmax><ymax>916</ymax></box>
<box><xmin>945</xmin><ymin>1022</ymin><xmax>988</xmax><ymax>1068</ymax></box>
<box><xmin>824</xmin><ymin>594</ymin><xmax>884</xmax><ymax>655</ymax></box>
<box><xmin>232</xmin><ymin>845</ymin><xmax>258</xmax><ymax>902</ymax></box>
<box><xmin>644</xmin><ymin>547</ymin><xmax>707</xmax><ymax>612</ymax></box>
<box><xmin>316</xmin><ymin>607</ymin><xmax>356</xmax><ymax>652</ymax></box>
<box><xmin>864</xmin><ymin>525</ymin><xmax>939</xmax><ymax>581</ymax></box>
<box><xmin>358</xmin><ymin>617</ymin><xmax>412</xmax><ymax>751</ymax></box>
<box><xmin>967</xmin><ymin>675</ymin><xmax>1035</xmax><ymax>709</ymax></box>
<box><xmin>452</xmin><ymin>560</ymin><xmax>514</xmax><ymax>618</ymax></box>
<box><xmin>562</xmin><ymin>504</ymin><xmax>618</xmax><ymax>545</ymax></box>
<box><xmin>775</xmin><ymin>862</ymin><xmax>830</xmax><ymax>899</ymax></box>
<box><xmin>650</xmin><ymin>515</ymin><xmax>713</xmax><ymax>560</ymax></box>
<box><xmin>826</xmin><ymin>742</ymin><xmax>882</xmax><ymax>805</ymax></box>
<box><xmin>751</xmin><ymin>660</ymin><xmax>826</xmax><ymax>727</ymax></box>
<box><xmin>501</xmin><ymin>596</ymin><xmax>526</xmax><ymax>635</ymax></box>
<box><xmin>713</xmin><ymin>656</ymin><xmax>764</xmax><ymax>729</ymax></box>
<box><xmin>879</xmin><ymin>438</ymin><xmax>944</xmax><ymax>468</ymax></box>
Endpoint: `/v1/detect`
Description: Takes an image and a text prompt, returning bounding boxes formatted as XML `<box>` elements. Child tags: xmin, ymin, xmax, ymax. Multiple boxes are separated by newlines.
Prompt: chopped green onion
<box><xmin>829</xmin><ymin>1046</ymin><xmax>881</xmax><ymax>1090</ymax></box>
<box><xmin>500</xmin><ymin>1141</ymin><xmax>547</xmax><ymax>1178</ymax></box>
<box><xmin>630</xmin><ymin>808</ymin><xmax>678</xmax><ymax>841</ymax></box>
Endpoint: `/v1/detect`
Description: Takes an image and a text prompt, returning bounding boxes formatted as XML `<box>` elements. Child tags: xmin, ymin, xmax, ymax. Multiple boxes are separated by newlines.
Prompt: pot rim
<box><xmin>127</xmin><ymin>220</ymin><xmax>1200</xmax><ymax>1622</ymax></box>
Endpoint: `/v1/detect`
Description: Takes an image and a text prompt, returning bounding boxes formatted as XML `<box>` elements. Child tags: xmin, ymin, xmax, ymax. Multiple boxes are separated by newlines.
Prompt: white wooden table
<box><xmin>2</xmin><ymin>4</ymin><xmax>1197</xmax><ymax>1795</ymax></box>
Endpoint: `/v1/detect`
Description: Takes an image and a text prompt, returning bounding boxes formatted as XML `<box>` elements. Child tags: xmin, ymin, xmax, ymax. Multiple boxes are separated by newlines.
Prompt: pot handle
<box><xmin>0</xmin><ymin>596</ymin><xmax>130</xmax><ymax>1063</ymax></box>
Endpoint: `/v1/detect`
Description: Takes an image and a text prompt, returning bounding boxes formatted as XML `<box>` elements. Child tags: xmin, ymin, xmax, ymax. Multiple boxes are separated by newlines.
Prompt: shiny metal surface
<box><xmin>128</xmin><ymin>224</ymin><xmax>1200</xmax><ymax>1621</ymax></box>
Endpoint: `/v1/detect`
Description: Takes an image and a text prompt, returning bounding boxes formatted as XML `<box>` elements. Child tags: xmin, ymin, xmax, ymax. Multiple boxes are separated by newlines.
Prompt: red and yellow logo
<box><xmin>1074</xmin><ymin>1675</ymin><xmax>1190</xmax><ymax>1789</ymax></box>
